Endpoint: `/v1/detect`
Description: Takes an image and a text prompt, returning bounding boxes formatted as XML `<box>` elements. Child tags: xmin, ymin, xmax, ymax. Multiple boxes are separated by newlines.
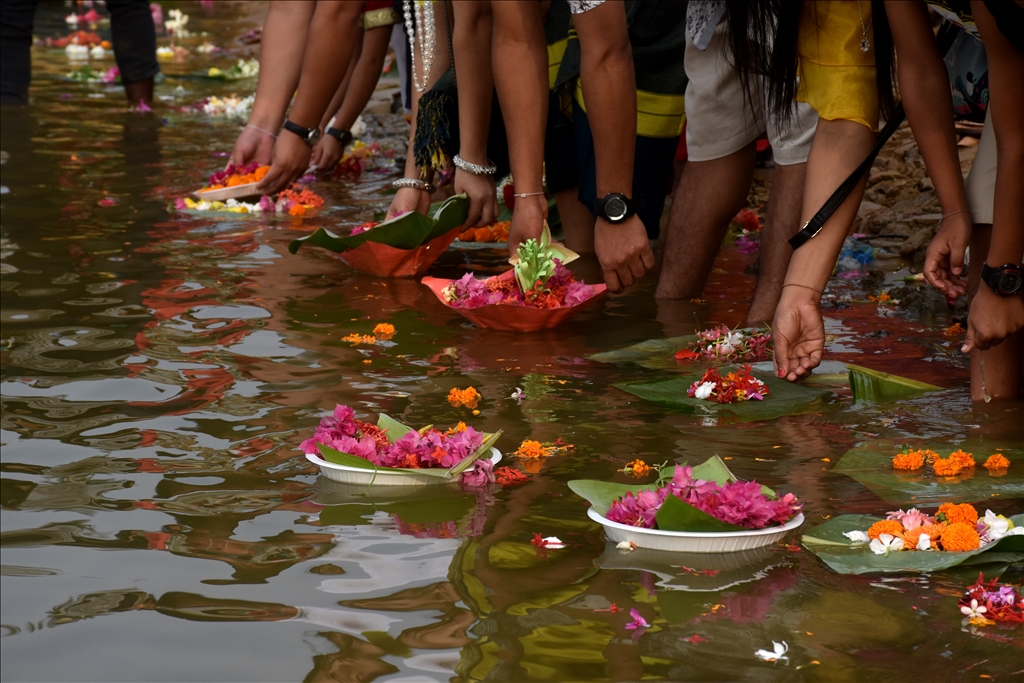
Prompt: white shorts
<box><xmin>965</xmin><ymin>108</ymin><xmax>995</xmax><ymax>225</ymax></box>
<box><xmin>684</xmin><ymin>21</ymin><xmax>818</xmax><ymax>165</ymax></box>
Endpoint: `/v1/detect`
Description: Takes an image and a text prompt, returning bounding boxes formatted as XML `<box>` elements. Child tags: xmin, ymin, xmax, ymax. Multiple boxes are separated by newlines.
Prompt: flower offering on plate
<box><xmin>687</xmin><ymin>364</ymin><xmax>769</xmax><ymax>403</ymax></box>
<box><xmin>674</xmin><ymin>326</ymin><xmax>772</xmax><ymax>364</ymax></box>
<box><xmin>302</xmin><ymin>405</ymin><xmax>502</xmax><ymax>487</ymax></box>
<box><xmin>422</xmin><ymin>224</ymin><xmax>606</xmax><ymax>332</ymax></box>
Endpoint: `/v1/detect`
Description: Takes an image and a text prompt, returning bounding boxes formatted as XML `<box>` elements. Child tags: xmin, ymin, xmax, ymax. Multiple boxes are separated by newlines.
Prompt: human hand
<box><xmin>963</xmin><ymin>285</ymin><xmax>1024</xmax><ymax>352</ymax></box>
<box><xmin>257</xmin><ymin>132</ymin><xmax>312</xmax><ymax>195</ymax></box>
<box><xmin>229</xmin><ymin>125</ymin><xmax>276</xmax><ymax>169</ymax></box>
<box><xmin>454</xmin><ymin>170</ymin><xmax>498</xmax><ymax>228</ymax></box>
<box><xmin>386</xmin><ymin>186</ymin><xmax>431</xmax><ymax>220</ymax></box>
<box><xmin>507</xmin><ymin>194</ymin><xmax>547</xmax><ymax>255</ymax></box>
<box><xmin>593</xmin><ymin>215</ymin><xmax>655</xmax><ymax>293</ymax></box>
<box><xmin>772</xmin><ymin>286</ymin><xmax>826</xmax><ymax>381</ymax></box>
<box><xmin>311</xmin><ymin>134</ymin><xmax>343</xmax><ymax>173</ymax></box>
<box><xmin>924</xmin><ymin>213</ymin><xmax>972</xmax><ymax>302</ymax></box>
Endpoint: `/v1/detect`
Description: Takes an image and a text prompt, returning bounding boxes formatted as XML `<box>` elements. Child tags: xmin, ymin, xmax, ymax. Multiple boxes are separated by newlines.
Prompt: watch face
<box><xmin>308</xmin><ymin>128</ymin><xmax>321</xmax><ymax>145</ymax></box>
<box><xmin>605</xmin><ymin>197</ymin><xmax>627</xmax><ymax>221</ymax></box>
<box><xmin>998</xmin><ymin>270</ymin><xmax>1022</xmax><ymax>294</ymax></box>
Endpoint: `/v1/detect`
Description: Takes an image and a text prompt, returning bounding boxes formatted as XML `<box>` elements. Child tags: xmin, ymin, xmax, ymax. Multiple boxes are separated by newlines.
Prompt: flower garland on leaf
<box><xmin>959</xmin><ymin>573</ymin><xmax>1024</xmax><ymax>626</ymax></box>
<box><xmin>301</xmin><ymin>405</ymin><xmax>495</xmax><ymax>484</ymax></box>
<box><xmin>843</xmin><ymin>504</ymin><xmax>1022</xmax><ymax>555</ymax></box>
<box><xmin>606</xmin><ymin>465</ymin><xmax>802</xmax><ymax>530</ymax></box>
<box><xmin>441</xmin><ymin>224</ymin><xmax>597</xmax><ymax>310</ymax></box>
<box><xmin>687</xmin><ymin>365</ymin><xmax>769</xmax><ymax>403</ymax></box>
<box><xmin>674</xmin><ymin>326</ymin><xmax>772</xmax><ymax>363</ymax></box>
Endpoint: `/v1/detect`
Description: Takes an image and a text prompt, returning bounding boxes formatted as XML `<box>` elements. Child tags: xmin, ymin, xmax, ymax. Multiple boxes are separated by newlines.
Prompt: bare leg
<box><xmin>123</xmin><ymin>77</ymin><xmax>153</xmax><ymax>108</ymax></box>
<box><xmin>968</xmin><ymin>224</ymin><xmax>1023</xmax><ymax>400</ymax></box>
<box><xmin>555</xmin><ymin>188</ymin><xmax>597</xmax><ymax>252</ymax></box>
<box><xmin>655</xmin><ymin>141</ymin><xmax>756</xmax><ymax>299</ymax></box>
<box><xmin>744</xmin><ymin>161</ymin><xmax>806</xmax><ymax>325</ymax></box>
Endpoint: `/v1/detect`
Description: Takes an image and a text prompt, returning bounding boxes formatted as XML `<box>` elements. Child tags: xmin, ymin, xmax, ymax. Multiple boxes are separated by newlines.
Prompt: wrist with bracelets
<box><xmin>392</xmin><ymin>177</ymin><xmax>436</xmax><ymax>193</ymax></box>
<box><xmin>452</xmin><ymin>154</ymin><xmax>497</xmax><ymax>176</ymax></box>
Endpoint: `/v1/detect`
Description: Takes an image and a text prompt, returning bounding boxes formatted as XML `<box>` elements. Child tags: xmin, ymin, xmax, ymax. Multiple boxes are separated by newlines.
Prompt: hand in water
<box><xmin>593</xmin><ymin>214</ymin><xmax>655</xmax><ymax>293</ymax></box>
<box><xmin>962</xmin><ymin>285</ymin><xmax>1024</xmax><ymax>352</ymax></box>
<box><xmin>229</xmin><ymin>125</ymin><xmax>276</xmax><ymax>169</ymax></box>
<box><xmin>454</xmin><ymin>170</ymin><xmax>498</xmax><ymax>229</ymax></box>
<box><xmin>257</xmin><ymin>133</ymin><xmax>312</xmax><ymax>195</ymax></box>
<box><xmin>923</xmin><ymin>214</ymin><xmax>971</xmax><ymax>302</ymax></box>
<box><xmin>386</xmin><ymin>187</ymin><xmax>431</xmax><ymax>220</ymax></box>
<box><xmin>772</xmin><ymin>287</ymin><xmax>825</xmax><ymax>381</ymax></box>
<box><xmin>507</xmin><ymin>194</ymin><xmax>547</xmax><ymax>255</ymax></box>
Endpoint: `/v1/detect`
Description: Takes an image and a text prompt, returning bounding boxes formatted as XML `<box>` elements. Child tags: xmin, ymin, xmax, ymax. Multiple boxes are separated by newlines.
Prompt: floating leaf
<box><xmin>615</xmin><ymin>369</ymin><xmax>829</xmax><ymax>423</ymax></box>
<box><xmin>587</xmin><ymin>336</ymin><xmax>696</xmax><ymax>370</ymax></box>
<box><xmin>290</xmin><ymin>194</ymin><xmax>468</xmax><ymax>254</ymax></box>
<box><xmin>802</xmin><ymin>514</ymin><xmax>1024</xmax><ymax>574</ymax></box>
<box><xmin>834</xmin><ymin>441</ymin><xmax>1024</xmax><ymax>505</ymax></box>
<box><xmin>847</xmin><ymin>364</ymin><xmax>942</xmax><ymax>402</ymax></box>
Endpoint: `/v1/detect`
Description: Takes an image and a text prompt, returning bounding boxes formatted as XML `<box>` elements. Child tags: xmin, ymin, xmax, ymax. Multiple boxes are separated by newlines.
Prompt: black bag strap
<box><xmin>789</xmin><ymin>21</ymin><xmax>961</xmax><ymax>250</ymax></box>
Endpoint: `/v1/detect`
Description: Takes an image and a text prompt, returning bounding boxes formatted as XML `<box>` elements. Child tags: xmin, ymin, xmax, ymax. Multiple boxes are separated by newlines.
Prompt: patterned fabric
<box><xmin>926</xmin><ymin>0</ymin><xmax>979</xmax><ymax>37</ymax></box>
<box><xmin>945</xmin><ymin>30</ymin><xmax>988</xmax><ymax>124</ymax></box>
<box><xmin>686</xmin><ymin>1</ymin><xmax>726</xmax><ymax>50</ymax></box>
<box><xmin>568</xmin><ymin>0</ymin><xmax>606</xmax><ymax>15</ymax></box>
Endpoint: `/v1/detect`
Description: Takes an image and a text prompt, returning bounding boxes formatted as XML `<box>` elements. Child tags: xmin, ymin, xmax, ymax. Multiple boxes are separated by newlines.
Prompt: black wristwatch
<box><xmin>981</xmin><ymin>262</ymin><xmax>1024</xmax><ymax>296</ymax></box>
<box><xmin>282</xmin><ymin>119</ymin><xmax>321</xmax><ymax>147</ymax></box>
<box><xmin>326</xmin><ymin>127</ymin><xmax>353</xmax><ymax>147</ymax></box>
<box><xmin>596</xmin><ymin>193</ymin><xmax>636</xmax><ymax>224</ymax></box>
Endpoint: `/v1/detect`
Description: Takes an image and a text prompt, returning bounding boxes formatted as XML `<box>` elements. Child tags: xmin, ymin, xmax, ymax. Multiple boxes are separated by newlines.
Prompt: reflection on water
<box><xmin>2</xmin><ymin>2</ymin><xmax>1023</xmax><ymax>682</ymax></box>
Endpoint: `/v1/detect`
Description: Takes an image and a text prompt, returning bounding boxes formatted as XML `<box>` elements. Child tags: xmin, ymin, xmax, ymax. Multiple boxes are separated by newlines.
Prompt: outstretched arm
<box><xmin>573</xmin><ymin>1</ymin><xmax>654</xmax><ymax>293</ymax></box>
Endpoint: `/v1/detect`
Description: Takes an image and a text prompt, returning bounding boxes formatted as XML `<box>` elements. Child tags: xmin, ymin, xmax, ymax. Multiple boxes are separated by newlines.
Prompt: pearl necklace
<box><xmin>403</xmin><ymin>0</ymin><xmax>435</xmax><ymax>93</ymax></box>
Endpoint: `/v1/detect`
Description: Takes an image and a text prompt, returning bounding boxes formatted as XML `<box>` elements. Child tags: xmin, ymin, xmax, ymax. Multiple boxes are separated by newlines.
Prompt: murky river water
<box><xmin>2</xmin><ymin>3</ymin><xmax>1022</xmax><ymax>682</ymax></box>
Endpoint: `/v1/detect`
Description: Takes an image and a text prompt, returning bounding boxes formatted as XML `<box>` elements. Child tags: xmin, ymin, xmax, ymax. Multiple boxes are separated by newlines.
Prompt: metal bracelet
<box><xmin>391</xmin><ymin>178</ymin><xmax>436</xmax><ymax>193</ymax></box>
<box><xmin>452</xmin><ymin>154</ymin><xmax>497</xmax><ymax>176</ymax></box>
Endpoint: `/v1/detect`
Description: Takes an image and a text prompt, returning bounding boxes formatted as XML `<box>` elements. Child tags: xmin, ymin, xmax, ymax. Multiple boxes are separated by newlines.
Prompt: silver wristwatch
<box><xmin>452</xmin><ymin>154</ymin><xmax>497</xmax><ymax>176</ymax></box>
<box><xmin>392</xmin><ymin>178</ymin><xmax>436</xmax><ymax>193</ymax></box>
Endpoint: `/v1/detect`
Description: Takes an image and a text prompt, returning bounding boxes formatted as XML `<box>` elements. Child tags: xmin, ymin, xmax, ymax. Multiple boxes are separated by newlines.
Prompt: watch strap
<box><xmin>981</xmin><ymin>262</ymin><xmax>1024</xmax><ymax>296</ymax></box>
<box><xmin>282</xmin><ymin>119</ymin><xmax>318</xmax><ymax>146</ymax></box>
<box><xmin>596</xmin><ymin>193</ymin><xmax>636</xmax><ymax>224</ymax></box>
<box><xmin>326</xmin><ymin>127</ymin><xmax>353</xmax><ymax>147</ymax></box>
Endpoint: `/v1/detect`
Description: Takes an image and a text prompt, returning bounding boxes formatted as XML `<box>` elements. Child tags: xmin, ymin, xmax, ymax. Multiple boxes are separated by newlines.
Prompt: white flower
<box><xmin>616</xmin><ymin>540</ymin><xmax>637</xmax><ymax>552</ymax></box>
<box><xmin>541</xmin><ymin>536</ymin><xmax>565</xmax><ymax>549</ymax></box>
<box><xmin>869</xmin><ymin>533</ymin><xmax>904</xmax><ymax>555</ymax></box>
<box><xmin>89</xmin><ymin>45</ymin><xmax>105</xmax><ymax>59</ymax></box>
<box><xmin>960</xmin><ymin>599</ymin><xmax>987</xmax><ymax>619</ymax></box>
<box><xmin>510</xmin><ymin>387</ymin><xmax>525</xmax><ymax>404</ymax></box>
<box><xmin>754</xmin><ymin>641</ymin><xmax>789</xmax><ymax>663</ymax></box>
<box><xmin>65</xmin><ymin>43</ymin><xmax>89</xmax><ymax>60</ymax></box>
<box><xmin>916</xmin><ymin>533</ymin><xmax>932</xmax><ymax>551</ymax></box>
<box><xmin>694</xmin><ymin>381</ymin><xmax>716</xmax><ymax>400</ymax></box>
<box><xmin>980</xmin><ymin>510</ymin><xmax>1018</xmax><ymax>541</ymax></box>
<box><xmin>843</xmin><ymin>530</ymin><xmax>869</xmax><ymax>544</ymax></box>
<box><xmin>65</xmin><ymin>13</ymin><xmax>79</xmax><ymax>25</ymax></box>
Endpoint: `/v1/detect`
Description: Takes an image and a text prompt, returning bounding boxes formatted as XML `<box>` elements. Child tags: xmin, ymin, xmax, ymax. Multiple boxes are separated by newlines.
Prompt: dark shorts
<box><xmin>544</xmin><ymin>91</ymin><xmax>679</xmax><ymax>240</ymax></box>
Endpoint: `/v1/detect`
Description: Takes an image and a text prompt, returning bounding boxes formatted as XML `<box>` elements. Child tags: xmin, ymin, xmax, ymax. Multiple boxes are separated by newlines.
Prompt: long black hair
<box><xmin>724</xmin><ymin>0</ymin><xmax>897</xmax><ymax>127</ymax></box>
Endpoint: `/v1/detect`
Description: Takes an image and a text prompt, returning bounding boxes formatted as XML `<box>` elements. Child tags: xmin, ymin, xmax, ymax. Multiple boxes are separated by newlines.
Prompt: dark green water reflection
<box><xmin>2</xmin><ymin>3</ymin><xmax>1022</xmax><ymax>682</ymax></box>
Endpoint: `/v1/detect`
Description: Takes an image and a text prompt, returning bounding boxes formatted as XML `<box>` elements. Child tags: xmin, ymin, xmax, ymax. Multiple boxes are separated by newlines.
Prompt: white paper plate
<box><xmin>193</xmin><ymin>181</ymin><xmax>262</xmax><ymax>202</ymax></box>
<box><xmin>307</xmin><ymin>449</ymin><xmax>501</xmax><ymax>486</ymax></box>
<box><xmin>588</xmin><ymin>508</ymin><xmax>804</xmax><ymax>554</ymax></box>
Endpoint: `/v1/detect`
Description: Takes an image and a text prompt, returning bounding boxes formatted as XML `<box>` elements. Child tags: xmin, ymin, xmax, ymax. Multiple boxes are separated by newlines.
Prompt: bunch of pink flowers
<box><xmin>606</xmin><ymin>465</ymin><xmax>802</xmax><ymax>530</ymax></box>
<box><xmin>443</xmin><ymin>262</ymin><xmax>594</xmax><ymax>310</ymax></box>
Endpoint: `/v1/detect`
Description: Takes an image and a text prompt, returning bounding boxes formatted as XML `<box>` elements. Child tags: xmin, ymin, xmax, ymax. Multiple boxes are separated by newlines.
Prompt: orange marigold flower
<box><xmin>624</xmin><ymin>460</ymin><xmax>652</xmax><ymax>477</ymax></box>
<box><xmin>373</xmin><ymin>323</ymin><xmax>396</xmax><ymax>340</ymax></box>
<box><xmin>868</xmin><ymin>519</ymin><xmax>905</xmax><ymax>541</ymax></box>
<box><xmin>515</xmin><ymin>440</ymin><xmax>551</xmax><ymax>459</ymax></box>
<box><xmin>944</xmin><ymin>322</ymin><xmax>965</xmax><ymax>336</ymax></box>
<box><xmin>447</xmin><ymin>387</ymin><xmax>481</xmax><ymax>409</ymax></box>
<box><xmin>900</xmin><ymin>523</ymin><xmax>944</xmax><ymax>550</ymax></box>
<box><xmin>983</xmin><ymin>453</ymin><xmax>1010</xmax><ymax>472</ymax></box>
<box><xmin>869</xmin><ymin>292</ymin><xmax>893</xmax><ymax>304</ymax></box>
<box><xmin>948</xmin><ymin>449</ymin><xmax>975</xmax><ymax>470</ymax></box>
<box><xmin>932</xmin><ymin>457</ymin><xmax>961</xmax><ymax>477</ymax></box>
<box><xmin>893</xmin><ymin>450</ymin><xmax>925</xmax><ymax>470</ymax></box>
<box><xmin>937</xmin><ymin>502</ymin><xmax>978</xmax><ymax>526</ymax></box>
<box><xmin>939</xmin><ymin>522</ymin><xmax>980</xmax><ymax>552</ymax></box>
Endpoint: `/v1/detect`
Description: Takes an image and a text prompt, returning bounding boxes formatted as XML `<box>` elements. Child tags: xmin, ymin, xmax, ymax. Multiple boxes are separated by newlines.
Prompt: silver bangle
<box><xmin>452</xmin><ymin>154</ymin><xmax>497</xmax><ymax>176</ymax></box>
<box><xmin>391</xmin><ymin>178</ymin><xmax>436</xmax><ymax>193</ymax></box>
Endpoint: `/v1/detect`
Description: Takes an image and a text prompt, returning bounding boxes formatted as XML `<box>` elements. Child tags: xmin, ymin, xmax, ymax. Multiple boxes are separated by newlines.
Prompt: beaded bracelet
<box><xmin>452</xmin><ymin>154</ymin><xmax>497</xmax><ymax>176</ymax></box>
<box><xmin>392</xmin><ymin>178</ymin><xmax>436</xmax><ymax>193</ymax></box>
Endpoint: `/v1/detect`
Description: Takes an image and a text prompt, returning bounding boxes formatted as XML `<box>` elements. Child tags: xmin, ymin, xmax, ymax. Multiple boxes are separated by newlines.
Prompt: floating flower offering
<box><xmin>732</xmin><ymin>208</ymin><xmax>762</xmax><ymax>254</ymax></box>
<box><xmin>803</xmin><ymin>504</ymin><xmax>1024</xmax><ymax>574</ymax></box>
<box><xmin>687</xmin><ymin>364</ymin><xmax>769</xmax><ymax>403</ymax></box>
<box><xmin>197</xmin><ymin>162</ymin><xmax>269</xmax><ymax>192</ymax></box>
<box><xmin>191</xmin><ymin>94</ymin><xmax>254</xmax><ymax>119</ymax></box>
<box><xmin>891</xmin><ymin>447</ymin><xmax>1008</xmax><ymax>478</ymax></box>
<box><xmin>959</xmin><ymin>573</ymin><xmax>1024</xmax><ymax>626</ymax></box>
<box><xmin>423</xmin><ymin>225</ymin><xmax>606</xmax><ymax>332</ymax></box>
<box><xmin>514</xmin><ymin>439</ymin><xmax>573</xmax><ymax>459</ymax></box>
<box><xmin>66</xmin><ymin>65</ymin><xmax>119</xmax><ymax>83</ymax></box>
<box><xmin>447</xmin><ymin>387</ymin><xmax>481</xmax><ymax>409</ymax></box>
<box><xmin>457</xmin><ymin>221</ymin><xmax>510</xmax><ymax>243</ymax></box>
<box><xmin>179</xmin><ymin>163</ymin><xmax>324</xmax><ymax>215</ymax></box>
<box><xmin>205</xmin><ymin>59</ymin><xmax>259</xmax><ymax>80</ymax></box>
<box><xmin>301</xmin><ymin>405</ymin><xmax>501</xmax><ymax>487</ymax></box>
<box><xmin>674</xmin><ymin>326</ymin><xmax>772</xmax><ymax>363</ymax></box>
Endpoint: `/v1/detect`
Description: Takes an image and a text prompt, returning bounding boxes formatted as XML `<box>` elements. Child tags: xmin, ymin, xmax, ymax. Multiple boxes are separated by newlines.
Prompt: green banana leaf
<box><xmin>289</xmin><ymin>194</ymin><xmax>468</xmax><ymax>254</ymax></box>
<box><xmin>834</xmin><ymin>441</ymin><xmax>1024</xmax><ymax>505</ymax></box>
<box><xmin>313</xmin><ymin>412</ymin><xmax>500</xmax><ymax>479</ymax></box>
<box><xmin>801</xmin><ymin>513</ymin><xmax>1024</xmax><ymax>574</ymax></box>
<box><xmin>569</xmin><ymin>455</ymin><xmax>774</xmax><ymax>521</ymax></box>
<box><xmin>847</xmin><ymin>364</ymin><xmax>942</xmax><ymax>402</ymax></box>
<box><xmin>615</xmin><ymin>368</ymin><xmax>830</xmax><ymax>422</ymax></box>
<box><xmin>587</xmin><ymin>335</ymin><xmax>696</xmax><ymax>370</ymax></box>
<box><xmin>655</xmin><ymin>494</ymin><xmax>747</xmax><ymax>532</ymax></box>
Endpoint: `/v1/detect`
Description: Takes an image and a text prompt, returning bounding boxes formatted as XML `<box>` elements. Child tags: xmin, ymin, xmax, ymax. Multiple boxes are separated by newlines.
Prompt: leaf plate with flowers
<box><xmin>422</xmin><ymin>224</ymin><xmax>606</xmax><ymax>332</ymax></box>
<box><xmin>289</xmin><ymin>194</ymin><xmax>469</xmax><ymax>277</ymax></box>
<box><xmin>569</xmin><ymin>456</ymin><xmax>804</xmax><ymax>553</ymax></box>
<box><xmin>301</xmin><ymin>405</ymin><xmax>502</xmax><ymax>487</ymax></box>
<box><xmin>673</xmin><ymin>326</ymin><xmax>772</xmax><ymax>365</ymax></box>
<box><xmin>801</xmin><ymin>503</ymin><xmax>1024</xmax><ymax>574</ymax></box>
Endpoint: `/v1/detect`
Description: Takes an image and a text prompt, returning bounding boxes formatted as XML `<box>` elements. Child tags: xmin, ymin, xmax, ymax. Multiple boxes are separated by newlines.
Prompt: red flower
<box><xmin>495</xmin><ymin>466</ymin><xmax>529</xmax><ymax>487</ymax></box>
<box><xmin>675</xmin><ymin>349</ymin><xmax>700</xmax><ymax>361</ymax></box>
